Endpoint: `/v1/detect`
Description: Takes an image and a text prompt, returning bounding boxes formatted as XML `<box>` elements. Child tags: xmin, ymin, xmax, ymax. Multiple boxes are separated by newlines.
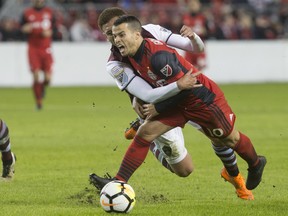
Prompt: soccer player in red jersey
<box><xmin>109</xmin><ymin>15</ymin><xmax>266</xmax><ymax>194</ymax></box>
<box><xmin>0</xmin><ymin>119</ymin><xmax>16</xmax><ymax>180</ymax></box>
<box><xmin>20</xmin><ymin>0</ymin><xmax>55</xmax><ymax>110</ymax></box>
<box><xmin>90</xmin><ymin>8</ymin><xmax>254</xmax><ymax>200</ymax></box>
<box><xmin>111</xmin><ymin>15</ymin><xmax>267</xmax><ymax>190</ymax></box>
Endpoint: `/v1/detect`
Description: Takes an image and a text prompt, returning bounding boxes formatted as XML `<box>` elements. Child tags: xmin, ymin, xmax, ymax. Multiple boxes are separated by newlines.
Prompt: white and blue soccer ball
<box><xmin>100</xmin><ymin>180</ymin><xmax>136</xmax><ymax>213</ymax></box>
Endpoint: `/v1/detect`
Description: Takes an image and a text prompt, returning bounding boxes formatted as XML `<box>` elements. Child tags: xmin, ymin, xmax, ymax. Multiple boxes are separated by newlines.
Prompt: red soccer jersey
<box><xmin>128</xmin><ymin>38</ymin><xmax>199</xmax><ymax>88</ymax></box>
<box><xmin>128</xmin><ymin>38</ymin><xmax>224</xmax><ymax>109</ymax></box>
<box><xmin>128</xmin><ymin>38</ymin><xmax>234</xmax><ymax>137</ymax></box>
<box><xmin>21</xmin><ymin>7</ymin><xmax>54</xmax><ymax>49</ymax></box>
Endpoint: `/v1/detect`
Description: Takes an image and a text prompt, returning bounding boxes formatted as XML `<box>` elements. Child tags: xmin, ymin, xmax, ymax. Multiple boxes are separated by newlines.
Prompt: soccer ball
<box><xmin>100</xmin><ymin>180</ymin><xmax>136</xmax><ymax>213</ymax></box>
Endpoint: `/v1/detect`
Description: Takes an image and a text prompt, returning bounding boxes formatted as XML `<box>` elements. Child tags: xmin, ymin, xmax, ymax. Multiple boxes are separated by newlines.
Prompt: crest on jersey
<box><xmin>28</xmin><ymin>14</ymin><xmax>35</xmax><ymax>21</ymax></box>
<box><xmin>147</xmin><ymin>68</ymin><xmax>157</xmax><ymax>80</ymax></box>
<box><xmin>111</xmin><ymin>65</ymin><xmax>127</xmax><ymax>86</ymax></box>
<box><xmin>160</xmin><ymin>64</ymin><xmax>173</xmax><ymax>77</ymax></box>
<box><xmin>160</xmin><ymin>27</ymin><xmax>172</xmax><ymax>34</ymax></box>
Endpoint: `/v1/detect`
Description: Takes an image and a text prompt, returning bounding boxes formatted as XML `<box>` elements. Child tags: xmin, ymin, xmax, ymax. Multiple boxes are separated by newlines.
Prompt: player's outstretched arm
<box><xmin>107</xmin><ymin>61</ymin><xmax>196</xmax><ymax>104</ymax></box>
<box><xmin>179</xmin><ymin>25</ymin><xmax>205</xmax><ymax>53</ymax></box>
<box><xmin>142</xmin><ymin>24</ymin><xmax>204</xmax><ymax>54</ymax></box>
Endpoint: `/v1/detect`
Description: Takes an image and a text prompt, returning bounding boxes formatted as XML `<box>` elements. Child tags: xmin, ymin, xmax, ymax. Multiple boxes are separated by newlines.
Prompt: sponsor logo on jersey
<box><xmin>156</xmin><ymin>79</ymin><xmax>167</xmax><ymax>87</ymax></box>
<box><xmin>160</xmin><ymin>64</ymin><xmax>173</xmax><ymax>77</ymax></box>
<box><xmin>147</xmin><ymin>67</ymin><xmax>157</xmax><ymax>80</ymax></box>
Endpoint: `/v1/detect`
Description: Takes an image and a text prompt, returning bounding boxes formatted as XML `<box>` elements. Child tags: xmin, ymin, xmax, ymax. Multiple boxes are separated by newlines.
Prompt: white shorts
<box><xmin>153</xmin><ymin>127</ymin><xmax>187</xmax><ymax>165</ymax></box>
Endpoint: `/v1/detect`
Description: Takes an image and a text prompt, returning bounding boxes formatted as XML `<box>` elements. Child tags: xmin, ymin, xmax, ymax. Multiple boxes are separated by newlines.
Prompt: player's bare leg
<box><xmin>90</xmin><ymin>120</ymin><xmax>177</xmax><ymax>190</ymax></box>
<box><xmin>125</xmin><ymin>117</ymin><xmax>193</xmax><ymax>176</ymax></box>
<box><xmin>89</xmin><ymin>121</ymin><xmax>193</xmax><ymax>190</ymax></box>
<box><xmin>152</xmin><ymin>126</ymin><xmax>193</xmax><ymax>177</ymax></box>
<box><xmin>169</xmin><ymin>154</ymin><xmax>193</xmax><ymax>177</ymax></box>
<box><xmin>114</xmin><ymin>120</ymin><xmax>176</xmax><ymax>182</ymax></box>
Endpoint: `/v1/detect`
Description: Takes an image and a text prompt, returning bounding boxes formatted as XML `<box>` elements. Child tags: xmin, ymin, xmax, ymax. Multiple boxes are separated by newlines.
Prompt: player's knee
<box><xmin>174</xmin><ymin>166</ymin><xmax>194</xmax><ymax>177</ymax></box>
<box><xmin>137</xmin><ymin>124</ymin><xmax>158</xmax><ymax>142</ymax></box>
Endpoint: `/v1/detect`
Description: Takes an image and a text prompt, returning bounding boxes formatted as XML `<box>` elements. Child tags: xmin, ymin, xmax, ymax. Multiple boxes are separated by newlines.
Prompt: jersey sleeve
<box><xmin>106</xmin><ymin>61</ymin><xmax>136</xmax><ymax>91</ymax></box>
<box><xmin>166</xmin><ymin>33</ymin><xmax>204</xmax><ymax>53</ymax></box>
<box><xmin>150</xmin><ymin>50</ymin><xmax>183</xmax><ymax>81</ymax></box>
<box><xmin>142</xmin><ymin>24</ymin><xmax>172</xmax><ymax>43</ymax></box>
<box><xmin>106</xmin><ymin>60</ymin><xmax>181</xmax><ymax>103</ymax></box>
<box><xmin>126</xmin><ymin>76</ymin><xmax>180</xmax><ymax>103</ymax></box>
<box><xmin>142</xmin><ymin>24</ymin><xmax>204</xmax><ymax>53</ymax></box>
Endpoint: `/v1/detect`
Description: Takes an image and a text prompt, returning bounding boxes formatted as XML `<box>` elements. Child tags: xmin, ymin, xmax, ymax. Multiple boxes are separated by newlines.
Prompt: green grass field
<box><xmin>0</xmin><ymin>83</ymin><xmax>287</xmax><ymax>216</ymax></box>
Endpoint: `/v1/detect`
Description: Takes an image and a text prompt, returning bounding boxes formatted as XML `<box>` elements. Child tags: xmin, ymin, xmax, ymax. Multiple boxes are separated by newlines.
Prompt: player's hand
<box><xmin>176</xmin><ymin>69</ymin><xmax>203</xmax><ymax>90</ymax></box>
<box><xmin>142</xmin><ymin>104</ymin><xmax>159</xmax><ymax>120</ymax></box>
<box><xmin>42</xmin><ymin>29</ymin><xmax>52</xmax><ymax>38</ymax></box>
<box><xmin>21</xmin><ymin>23</ymin><xmax>33</xmax><ymax>33</ymax></box>
<box><xmin>132</xmin><ymin>97</ymin><xmax>145</xmax><ymax>119</ymax></box>
<box><xmin>180</xmin><ymin>25</ymin><xmax>196</xmax><ymax>40</ymax></box>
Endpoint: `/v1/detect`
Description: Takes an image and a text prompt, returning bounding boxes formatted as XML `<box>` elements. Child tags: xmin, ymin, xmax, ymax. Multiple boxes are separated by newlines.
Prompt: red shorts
<box><xmin>180</xmin><ymin>95</ymin><xmax>236</xmax><ymax>138</ymax></box>
<box><xmin>154</xmin><ymin>95</ymin><xmax>236</xmax><ymax>139</ymax></box>
<box><xmin>28</xmin><ymin>46</ymin><xmax>53</xmax><ymax>73</ymax></box>
<box><xmin>153</xmin><ymin>108</ymin><xmax>187</xmax><ymax>128</ymax></box>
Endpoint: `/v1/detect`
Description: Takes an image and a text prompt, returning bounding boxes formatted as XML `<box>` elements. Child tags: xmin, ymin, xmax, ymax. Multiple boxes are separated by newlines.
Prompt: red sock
<box><xmin>33</xmin><ymin>82</ymin><xmax>43</xmax><ymax>106</ymax></box>
<box><xmin>116</xmin><ymin>135</ymin><xmax>151</xmax><ymax>182</ymax></box>
<box><xmin>233</xmin><ymin>132</ymin><xmax>259</xmax><ymax>168</ymax></box>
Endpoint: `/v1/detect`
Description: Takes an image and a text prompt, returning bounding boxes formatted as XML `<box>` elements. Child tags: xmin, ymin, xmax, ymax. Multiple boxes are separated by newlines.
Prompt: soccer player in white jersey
<box><xmin>89</xmin><ymin>7</ymin><xmax>254</xmax><ymax>200</ymax></box>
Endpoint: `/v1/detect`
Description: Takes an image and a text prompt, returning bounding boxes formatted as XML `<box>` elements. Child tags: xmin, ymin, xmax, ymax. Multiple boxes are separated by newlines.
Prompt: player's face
<box><xmin>102</xmin><ymin>16</ymin><xmax>119</xmax><ymax>46</ymax></box>
<box><xmin>112</xmin><ymin>23</ymin><xmax>140</xmax><ymax>57</ymax></box>
<box><xmin>33</xmin><ymin>0</ymin><xmax>45</xmax><ymax>8</ymax></box>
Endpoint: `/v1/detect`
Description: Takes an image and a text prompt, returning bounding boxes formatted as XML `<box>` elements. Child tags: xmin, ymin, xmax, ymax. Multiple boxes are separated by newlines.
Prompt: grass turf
<box><xmin>0</xmin><ymin>83</ymin><xmax>287</xmax><ymax>216</ymax></box>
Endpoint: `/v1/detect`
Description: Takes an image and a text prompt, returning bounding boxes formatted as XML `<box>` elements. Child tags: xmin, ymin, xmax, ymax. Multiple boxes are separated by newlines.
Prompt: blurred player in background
<box><xmin>0</xmin><ymin>119</ymin><xmax>16</xmax><ymax>180</ymax></box>
<box><xmin>89</xmin><ymin>7</ymin><xmax>254</xmax><ymax>200</ymax></box>
<box><xmin>182</xmin><ymin>0</ymin><xmax>208</xmax><ymax>70</ymax></box>
<box><xmin>20</xmin><ymin>0</ymin><xmax>55</xmax><ymax>110</ymax></box>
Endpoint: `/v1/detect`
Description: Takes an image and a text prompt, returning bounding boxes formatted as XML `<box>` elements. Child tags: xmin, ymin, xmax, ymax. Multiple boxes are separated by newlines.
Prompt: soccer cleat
<box><xmin>246</xmin><ymin>155</ymin><xmax>267</xmax><ymax>190</ymax></box>
<box><xmin>2</xmin><ymin>152</ymin><xmax>16</xmax><ymax>179</ymax></box>
<box><xmin>89</xmin><ymin>173</ymin><xmax>115</xmax><ymax>191</ymax></box>
<box><xmin>124</xmin><ymin>117</ymin><xmax>141</xmax><ymax>140</ymax></box>
<box><xmin>221</xmin><ymin>167</ymin><xmax>254</xmax><ymax>200</ymax></box>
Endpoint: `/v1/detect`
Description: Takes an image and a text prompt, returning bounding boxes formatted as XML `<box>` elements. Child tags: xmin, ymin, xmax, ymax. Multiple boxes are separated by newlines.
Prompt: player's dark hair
<box><xmin>98</xmin><ymin>7</ymin><xmax>126</xmax><ymax>30</ymax></box>
<box><xmin>113</xmin><ymin>15</ymin><xmax>142</xmax><ymax>32</ymax></box>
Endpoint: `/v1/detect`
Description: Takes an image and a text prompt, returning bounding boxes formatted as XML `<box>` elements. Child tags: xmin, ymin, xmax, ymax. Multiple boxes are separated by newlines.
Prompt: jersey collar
<box><xmin>131</xmin><ymin>40</ymin><xmax>146</xmax><ymax>64</ymax></box>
